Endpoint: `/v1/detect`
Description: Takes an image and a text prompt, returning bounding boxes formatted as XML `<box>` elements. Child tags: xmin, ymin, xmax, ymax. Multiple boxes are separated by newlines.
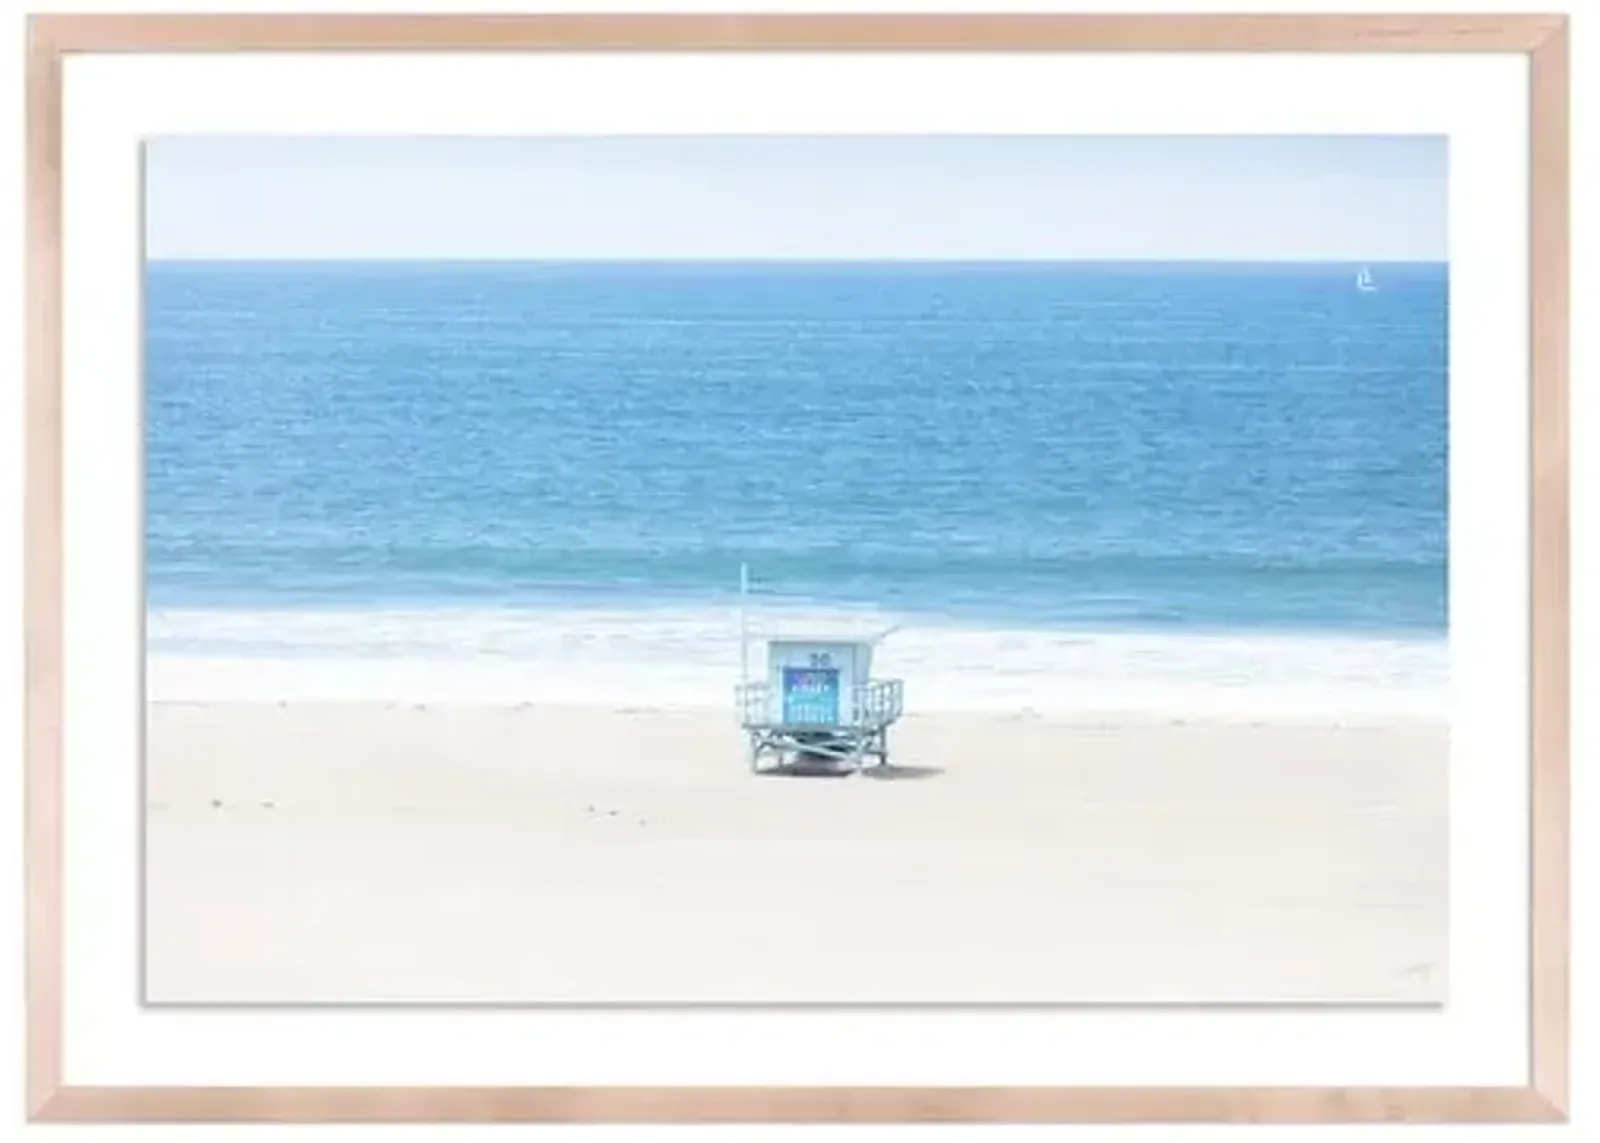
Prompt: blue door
<box><xmin>782</xmin><ymin>667</ymin><xmax>840</xmax><ymax>725</ymax></box>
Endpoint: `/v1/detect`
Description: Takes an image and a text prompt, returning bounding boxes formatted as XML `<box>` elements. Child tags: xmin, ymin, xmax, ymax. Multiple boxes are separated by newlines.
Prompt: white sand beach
<box><xmin>144</xmin><ymin>702</ymin><xmax>1446</xmax><ymax>1004</ymax></box>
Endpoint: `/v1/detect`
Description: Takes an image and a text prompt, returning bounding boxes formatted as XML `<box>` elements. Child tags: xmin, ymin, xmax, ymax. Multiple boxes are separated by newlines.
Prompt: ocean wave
<box><xmin>146</xmin><ymin>605</ymin><xmax>1448</xmax><ymax>716</ymax></box>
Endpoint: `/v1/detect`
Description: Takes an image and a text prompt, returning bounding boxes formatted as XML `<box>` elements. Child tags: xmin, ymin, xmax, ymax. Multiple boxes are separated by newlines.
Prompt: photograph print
<box><xmin>143</xmin><ymin>135</ymin><xmax>1448</xmax><ymax>1004</ymax></box>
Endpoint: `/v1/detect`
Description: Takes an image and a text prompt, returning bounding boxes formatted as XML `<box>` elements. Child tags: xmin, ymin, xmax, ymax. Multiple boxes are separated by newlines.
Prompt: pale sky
<box><xmin>144</xmin><ymin>135</ymin><xmax>1447</xmax><ymax>262</ymax></box>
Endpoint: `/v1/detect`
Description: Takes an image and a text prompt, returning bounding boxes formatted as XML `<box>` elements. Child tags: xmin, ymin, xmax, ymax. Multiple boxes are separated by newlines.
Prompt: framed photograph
<box><xmin>25</xmin><ymin>11</ymin><xmax>1569</xmax><ymax>1123</ymax></box>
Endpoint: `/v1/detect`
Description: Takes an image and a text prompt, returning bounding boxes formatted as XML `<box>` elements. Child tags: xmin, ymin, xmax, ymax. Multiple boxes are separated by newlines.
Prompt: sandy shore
<box><xmin>144</xmin><ymin>703</ymin><xmax>1447</xmax><ymax>1004</ymax></box>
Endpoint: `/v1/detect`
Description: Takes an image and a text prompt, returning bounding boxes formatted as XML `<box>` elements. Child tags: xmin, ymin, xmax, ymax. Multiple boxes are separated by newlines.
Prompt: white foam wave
<box><xmin>146</xmin><ymin>605</ymin><xmax>1448</xmax><ymax>717</ymax></box>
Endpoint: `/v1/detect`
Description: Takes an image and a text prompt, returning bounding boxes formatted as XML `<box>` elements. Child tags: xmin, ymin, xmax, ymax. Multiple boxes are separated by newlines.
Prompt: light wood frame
<box><xmin>24</xmin><ymin>12</ymin><xmax>1569</xmax><ymax>1124</ymax></box>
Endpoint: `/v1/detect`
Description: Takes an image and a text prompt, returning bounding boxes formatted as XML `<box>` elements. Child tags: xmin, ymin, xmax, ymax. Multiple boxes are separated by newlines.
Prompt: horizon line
<box><xmin>145</xmin><ymin>256</ymin><xmax>1449</xmax><ymax>267</ymax></box>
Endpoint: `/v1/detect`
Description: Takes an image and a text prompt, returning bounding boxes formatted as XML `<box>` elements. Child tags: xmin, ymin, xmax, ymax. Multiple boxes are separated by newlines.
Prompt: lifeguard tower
<box><xmin>733</xmin><ymin>566</ymin><xmax>905</xmax><ymax>774</ymax></box>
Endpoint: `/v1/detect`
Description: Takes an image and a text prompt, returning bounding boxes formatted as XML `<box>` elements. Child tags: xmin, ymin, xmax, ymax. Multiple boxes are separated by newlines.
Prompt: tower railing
<box><xmin>736</xmin><ymin>678</ymin><xmax>903</xmax><ymax>731</ymax></box>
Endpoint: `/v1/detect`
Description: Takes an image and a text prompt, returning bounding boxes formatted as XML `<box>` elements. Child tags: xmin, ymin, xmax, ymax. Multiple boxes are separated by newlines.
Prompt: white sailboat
<box><xmin>1356</xmin><ymin>265</ymin><xmax>1377</xmax><ymax>293</ymax></box>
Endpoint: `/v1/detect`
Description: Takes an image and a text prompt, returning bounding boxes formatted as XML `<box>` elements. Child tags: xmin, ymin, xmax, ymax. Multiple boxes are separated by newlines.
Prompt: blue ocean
<box><xmin>144</xmin><ymin>261</ymin><xmax>1448</xmax><ymax>711</ymax></box>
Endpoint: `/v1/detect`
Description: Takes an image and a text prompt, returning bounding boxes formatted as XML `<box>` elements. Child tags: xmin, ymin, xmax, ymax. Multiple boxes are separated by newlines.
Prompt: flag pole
<box><xmin>739</xmin><ymin>561</ymin><xmax>750</xmax><ymax>687</ymax></box>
